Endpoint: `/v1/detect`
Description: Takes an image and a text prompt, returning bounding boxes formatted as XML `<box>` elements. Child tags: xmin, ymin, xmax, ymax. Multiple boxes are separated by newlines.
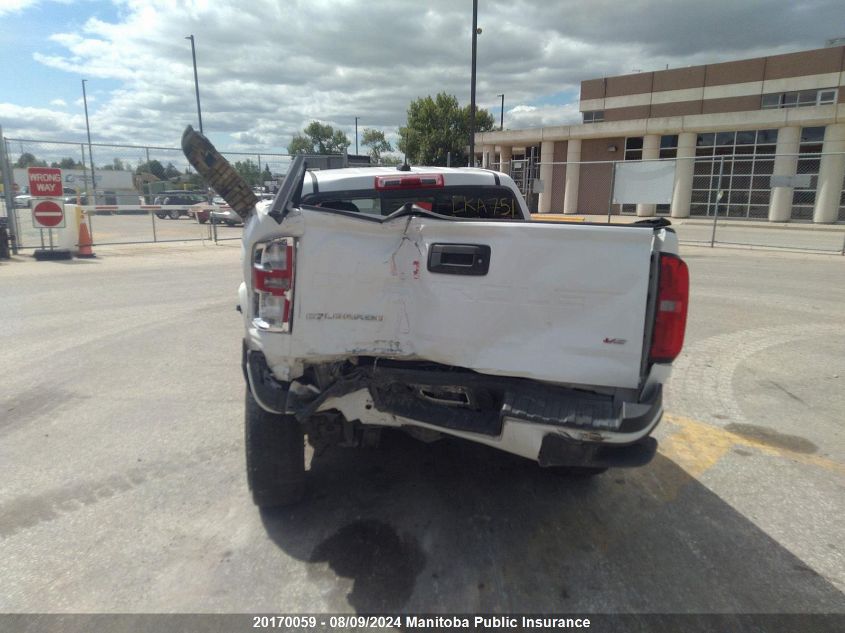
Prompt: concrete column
<box><xmin>563</xmin><ymin>139</ymin><xmax>581</xmax><ymax>214</ymax></box>
<box><xmin>813</xmin><ymin>124</ymin><xmax>845</xmax><ymax>224</ymax></box>
<box><xmin>537</xmin><ymin>140</ymin><xmax>555</xmax><ymax>213</ymax></box>
<box><xmin>636</xmin><ymin>134</ymin><xmax>660</xmax><ymax>217</ymax></box>
<box><xmin>498</xmin><ymin>146</ymin><xmax>512</xmax><ymax>175</ymax></box>
<box><xmin>670</xmin><ymin>132</ymin><xmax>696</xmax><ymax>218</ymax></box>
<box><xmin>482</xmin><ymin>144</ymin><xmax>494</xmax><ymax>168</ymax></box>
<box><xmin>768</xmin><ymin>126</ymin><xmax>800</xmax><ymax>222</ymax></box>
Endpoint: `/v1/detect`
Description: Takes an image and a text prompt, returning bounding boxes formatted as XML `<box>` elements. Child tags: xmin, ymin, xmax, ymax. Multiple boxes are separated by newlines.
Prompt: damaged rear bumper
<box><xmin>244</xmin><ymin>346</ymin><xmax>663</xmax><ymax>468</ymax></box>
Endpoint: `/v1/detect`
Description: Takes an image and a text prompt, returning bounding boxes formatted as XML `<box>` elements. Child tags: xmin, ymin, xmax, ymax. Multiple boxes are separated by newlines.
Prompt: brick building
<box><xmin>475</xmin><ymin>45</ymin><xmax>845</xmax><ymax>223</ymax></box>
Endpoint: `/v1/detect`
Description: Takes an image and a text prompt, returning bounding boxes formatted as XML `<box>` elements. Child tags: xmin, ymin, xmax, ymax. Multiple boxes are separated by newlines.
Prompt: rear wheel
<box><xmin>168</xmin><ymin>208</ymin><xmax>181</xmax><ymax>220</ymax></box>
<box><xmin>244</xmin><ymin>388</ymin><xmax>305</xmax><ymax>507</ymax></box>
<box><xmin>155</xmin><ymin>212</ymin><xmax>167</xmax><ymax>219</ymax></box>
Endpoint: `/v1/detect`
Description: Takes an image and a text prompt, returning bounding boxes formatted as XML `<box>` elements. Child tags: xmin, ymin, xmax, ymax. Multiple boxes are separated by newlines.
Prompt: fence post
<box><xmin>710</xmin><ymin>156</ymin><xmax>725</xmax><ymax>248</ymax></box>
<box><xmin>606</xmin><ymin>161</ymin><xmax>617</xmax><ymax>224</ymax></box>
<box><xmin>0</xmin><ymin>128</ymin><xmax>20</xmax><ymax>253</ymax></box>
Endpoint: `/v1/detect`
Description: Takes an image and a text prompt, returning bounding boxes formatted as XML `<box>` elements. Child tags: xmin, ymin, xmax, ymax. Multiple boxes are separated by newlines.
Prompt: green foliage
<box><xmin>136</xmin><ymin>160</ymin><xmax>166</xmax><ymax>180</ymax></box>
<box><xmin>100</xmin><ymin>158</ymin><xmax>129</xmax><ymax>171</ymax></box>
<box><xmin>233</xmin><ymin>159</ymin><xmax>261</xmax><ymax>187</ymax></box>
<box><xmin>49</xmin><ymin>157</ymin><xmax>85</xmax><ymax>169</ymax></box>
<box><xmin>360</xmin><ymin>128</ymin><xmax>394</xmax><ymax>163</ymax></box>
<box><xmin>14</xmin><ymin>152</ymin><xmax>47</xmax><ymax>168</ymax></box>
<box><xmin>287</xmin><ymin>121</ymin><xmax>350</xmax><ymax>155</ymax></box>
<box><xmin>398</xmin><ymin>93</ymin><xmax>494</xmax><ymax>166</ymax></box>
<box><xmin>163</xmin><ymin>162</ymin><xmax>181</xmax><ymax>180</ymax></box>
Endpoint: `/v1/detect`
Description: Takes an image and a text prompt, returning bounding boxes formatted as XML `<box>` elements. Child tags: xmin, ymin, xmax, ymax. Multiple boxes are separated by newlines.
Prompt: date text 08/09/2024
<box><xmin>252</xmin><ymin>615</ymin><xmax>592</xmax><ymax>629</ymax></box>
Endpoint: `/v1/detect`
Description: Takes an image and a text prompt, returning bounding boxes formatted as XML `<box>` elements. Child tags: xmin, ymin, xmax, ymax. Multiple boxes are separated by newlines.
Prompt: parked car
<box><xmin>153</xmin><ymin>191</ymin><xmax>207</xmax><ymax>219</ymax></box>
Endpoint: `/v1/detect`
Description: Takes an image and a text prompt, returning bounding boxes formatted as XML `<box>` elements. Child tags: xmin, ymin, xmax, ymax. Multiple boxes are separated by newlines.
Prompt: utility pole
<box><xmin>468</xmin><ymin>0</ymin><xmax>478</xmax><ymax>166</ymax></box>
<box><xmin>497</xmin><ymin>93</ymin><xmax>504</xmax><ymax>130</ymax></box>
<box><xmin>355</xmin><ymin>116</ymin><xmax>359</xmax><ymax>155</ymax></box>
<box><xmin>186</xmin><ymin>35</ymin><xmax>203</xmax><ymax>134</ymax></box>
<box><xmin>81</xmin><ymin>79</ymin><xmax>97</xmax><ymax>204</ymax></box>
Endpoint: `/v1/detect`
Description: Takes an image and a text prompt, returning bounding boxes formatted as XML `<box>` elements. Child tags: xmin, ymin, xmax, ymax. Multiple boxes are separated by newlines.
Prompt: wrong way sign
<box><xmin>28</xmin><ymin>167</ymin><xmax>64</xmax><ymax>198</ymax></box>
<box><xmin>32</xmin><ymin>198</ymin><xmax>66</xmax><ymax>229</ymax></box>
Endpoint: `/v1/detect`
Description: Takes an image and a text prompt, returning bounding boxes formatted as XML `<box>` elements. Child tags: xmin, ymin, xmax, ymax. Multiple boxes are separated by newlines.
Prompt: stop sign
<box><xmin>32</xmin><ymin>199</ymin><xmax>65</xmax><ymax>228</ymax></box>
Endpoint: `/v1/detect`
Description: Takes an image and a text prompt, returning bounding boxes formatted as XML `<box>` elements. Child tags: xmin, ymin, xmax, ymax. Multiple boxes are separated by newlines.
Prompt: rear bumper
<box><xmin>245</xmin><ymin>347</ymin><xmax>664</xmax><ymax>468</ymax></box>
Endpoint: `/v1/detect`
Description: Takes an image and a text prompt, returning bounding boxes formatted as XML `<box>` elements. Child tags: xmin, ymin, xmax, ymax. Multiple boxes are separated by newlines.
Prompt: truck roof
<box><xmin>302</xmin><ymin>166</ymin><xmax>505</xmax><ymax>195</ymax></box>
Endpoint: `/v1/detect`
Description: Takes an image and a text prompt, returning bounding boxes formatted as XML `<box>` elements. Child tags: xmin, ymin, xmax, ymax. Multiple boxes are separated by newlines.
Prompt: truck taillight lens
<box><xmin>649</xmin><ymin>253</ymin><xmax>689</xmax><ymax>363</ymax></box>
<box><xmin>252</xmin><ymin>238</ymin><xmax>294</xmax><ymax>332</ymax></box>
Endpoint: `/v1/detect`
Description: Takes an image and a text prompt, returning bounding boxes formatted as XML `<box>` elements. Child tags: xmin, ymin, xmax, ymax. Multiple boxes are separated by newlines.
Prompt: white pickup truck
<box><xmin>182</xmin><ymin>130</ymin><xmax>689</xmax><ymax>508</ymax></box>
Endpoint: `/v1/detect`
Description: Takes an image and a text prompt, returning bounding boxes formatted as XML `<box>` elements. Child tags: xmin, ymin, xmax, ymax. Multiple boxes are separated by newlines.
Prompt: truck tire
<box><xmin>244</xmin><ymin>388</ymin><xmax>305</xmax><ymax>507</ymax></box>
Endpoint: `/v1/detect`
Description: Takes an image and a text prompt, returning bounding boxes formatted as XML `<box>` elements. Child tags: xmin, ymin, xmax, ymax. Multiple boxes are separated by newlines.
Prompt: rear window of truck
<box><xmin>301</xmin><ymin>186</ymin><xmax>522</xmax><ymax>219</ymax></box>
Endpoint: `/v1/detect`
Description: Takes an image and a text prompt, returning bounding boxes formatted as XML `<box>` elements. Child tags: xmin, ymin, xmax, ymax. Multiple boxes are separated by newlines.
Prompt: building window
<box><xmin>659</xmin><ymin>135</ymin><xmax>678</xmax><ymax>159</ymax></box>
<box><xmin>761</xmin><ymin>88</ymin><xmax>837</xmax><ymax>110</ymax></box>
<box><xmin>583</xmin><ymin>110</ymin><xmax>604</xmax><ymax>123</ymax></box>
<box><xmin>690</xmin><ymin>128</ymin><xmax>777</xmax><ymax>220</ymax></box>
<box><xmin>624</xmin><ymin>137</ymin><xmax>643</xmax><ymax>161</ymax></box>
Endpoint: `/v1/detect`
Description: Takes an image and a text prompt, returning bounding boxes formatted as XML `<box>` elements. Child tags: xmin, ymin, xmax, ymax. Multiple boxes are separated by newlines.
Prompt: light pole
<box><xmin>185</xmin><ymin>35</ymin><xmax>203</xmax><ymax>134</ymax></box>
<box><xmin>468</xmin><ymin>0</ymin><xmax>478</xmax><ymax>166</ymax></box>
<box><xmin>81</xmin><ymin>79</ymin><xmax>96</xmax><ymax>204</ymax></box>
<box><xmin>355</xmin><ymin>116</ymin><xmax>359</xmax><ymax>155</ymax></box>
<box><xmin>497</xmin><ymin>93</ymin><xmax>504</xmax><ymax>130</ymax></box>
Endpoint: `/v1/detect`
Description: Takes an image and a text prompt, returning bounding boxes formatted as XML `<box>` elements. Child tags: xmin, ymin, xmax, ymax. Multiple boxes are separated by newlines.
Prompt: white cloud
<box><xmin>506</xmin><ymin>104</ymin><xmax>582</xmax><ymax>129</ymax></box>
<box><xmin>3</xmin><ymin>0</ymin><xmax>841</xmax><ymax>154</ymax></box>
<box><xmin>0</xmin><ymin>0</ymin><xmax>39</xmax><ymax>16</ymax></box>
<box><xmin>50</xmin><ymin>98</ymin><xmax>67</xmax><ymax>107</ymax></box>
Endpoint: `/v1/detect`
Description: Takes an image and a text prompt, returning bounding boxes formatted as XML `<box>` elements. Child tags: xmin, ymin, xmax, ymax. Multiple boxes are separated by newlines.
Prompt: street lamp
<box><xmin>185</xmin><ymin>35</ymin><xmax>203</xmax><ymax>134</ymax></box>
<box><xmin>355</xmin><ymin>116</ymin><xmax>359</xmax><ymax>155</ymax></box>
<box><xmin>468</xmin><ymin>0</ymin><xmax>478</xmax><ymax>166</ymax></box>
<box><xmin>81</xmin><ymin>79</ymin><xmax>96</xmax><ymax>204</ymax></box>
<box><xmin>497</xmin><ymin>93</ymin><xmax>504</xmax><ymax>130</ymax></box>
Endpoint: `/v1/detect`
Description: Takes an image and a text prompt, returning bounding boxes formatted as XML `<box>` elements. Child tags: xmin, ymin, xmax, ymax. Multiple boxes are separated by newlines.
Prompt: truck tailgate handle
<box><xmin>428</xmin><ymin>243</ymin><xmax>491</xmax><ymax>276</ymax></box>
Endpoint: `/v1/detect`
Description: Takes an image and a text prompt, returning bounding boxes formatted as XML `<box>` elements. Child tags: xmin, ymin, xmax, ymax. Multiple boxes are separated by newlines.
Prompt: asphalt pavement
<box><xmin>0</xmin><ymin>240</ymin><xmax>843</xmax><ymax>618</ymax></box>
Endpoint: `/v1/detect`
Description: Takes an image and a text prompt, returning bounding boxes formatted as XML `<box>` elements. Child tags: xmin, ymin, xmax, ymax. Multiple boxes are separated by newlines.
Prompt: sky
<box><xmin>0</xmin><ymin>0</ymin><xmax>843</xmax><ymax>159</ymax></box>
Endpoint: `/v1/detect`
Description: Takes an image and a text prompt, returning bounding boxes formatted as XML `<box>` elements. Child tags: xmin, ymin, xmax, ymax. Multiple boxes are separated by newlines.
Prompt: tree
<box><xmin>398</xmin><ymin>93</ymin><xmax>494</xmax><ymax>166</ymax></box>
<box><xmin>234</xmin><ymin>159</ymin><xmax>261</xmax><ymax>187</ymax></box>
<box><xmin>136</xmin><ymin>160</ymin><xmax>166</xmax><ymax>180</ymax></box>
<box><xmin>51</xmin><ymin>157</ymin><xmax>85</xmax><ymax>169</ymax></box>
<box><xmin>100</xmin><ymin>158</ymin><xmax>128</xmax><ymax>171</ymax></box>
<box><xmin>163</xmin><ymin>162</ymin><xmax>181</xmax><ymax>180</ymax></box>
<box><xmin>287</xmin><ymin>121</ymin><xmax>350</xmax><ymax>155</ymax></box>
<box><xmin>14</xmin><ymin>152</ymin><xmax>47</xmax><ymax>168</ymax></box>
<box><xmin>360</xmin><ymin>128</ymin><xmax>393</xmax><ymax>163</ymax></box>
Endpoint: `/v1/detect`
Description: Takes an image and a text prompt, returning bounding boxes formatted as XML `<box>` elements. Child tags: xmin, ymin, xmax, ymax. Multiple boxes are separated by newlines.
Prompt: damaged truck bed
<box><xmin>183</xmin><ymin>126</ymin><xmax>689</xmax><ymax>507</ymax></box>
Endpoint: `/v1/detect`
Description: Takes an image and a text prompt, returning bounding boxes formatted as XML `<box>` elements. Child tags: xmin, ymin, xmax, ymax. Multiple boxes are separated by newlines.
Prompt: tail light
<box><xmin>252</xmin><ymin>238</ymin><xmax>295</xmax><ymax>332</ymax></box>
<box><xmin>649</xmin><ymin>253</ymin><xmax>689</xmax><ymax>363</ymax></box>
<box><xmin>375</xmin><ymin>174</ymin><xmax>444</xmax><ymax>190</ymax></box>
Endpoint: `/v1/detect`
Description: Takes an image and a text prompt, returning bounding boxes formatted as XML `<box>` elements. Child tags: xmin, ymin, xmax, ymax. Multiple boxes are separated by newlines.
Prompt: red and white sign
<box><xmin>32</xmin><ymin>199</ymin><xmax>66</xmax><ymax>229</ymax></box>
<box><xmin>28</xmin><ymin>167</ymin><xmax>63</xmax><ymax>198</ymax></box>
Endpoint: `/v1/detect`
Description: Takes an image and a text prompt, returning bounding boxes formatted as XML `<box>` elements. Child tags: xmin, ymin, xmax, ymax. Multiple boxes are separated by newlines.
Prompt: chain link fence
<box><xmin>520</xmin><ymin>152</ymin><xmax>845</xmax><ymax>254</ymax></box>
<box><xmin>1</xmin><ymin>136</ymin><xmax>295</xmax><ymax>249</ymax></box>
<box><xmin>4</xmin><ymin>137</ymin><xmax>845</xmax><ymax>254</ymax></box>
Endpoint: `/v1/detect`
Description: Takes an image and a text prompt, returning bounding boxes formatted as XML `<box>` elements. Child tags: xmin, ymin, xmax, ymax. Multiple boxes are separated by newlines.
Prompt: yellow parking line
<box><xmin>661</xmin><ymin>414</ymin><xmax>845</xmax><ymax>478</ymax></box>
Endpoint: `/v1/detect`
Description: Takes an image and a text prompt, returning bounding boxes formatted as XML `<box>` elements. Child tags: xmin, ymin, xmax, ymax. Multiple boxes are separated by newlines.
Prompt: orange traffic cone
<box><xmin>77</xmin><ymin>215</ymin><xmax>96</xmax><ymax>258</ymax></box>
